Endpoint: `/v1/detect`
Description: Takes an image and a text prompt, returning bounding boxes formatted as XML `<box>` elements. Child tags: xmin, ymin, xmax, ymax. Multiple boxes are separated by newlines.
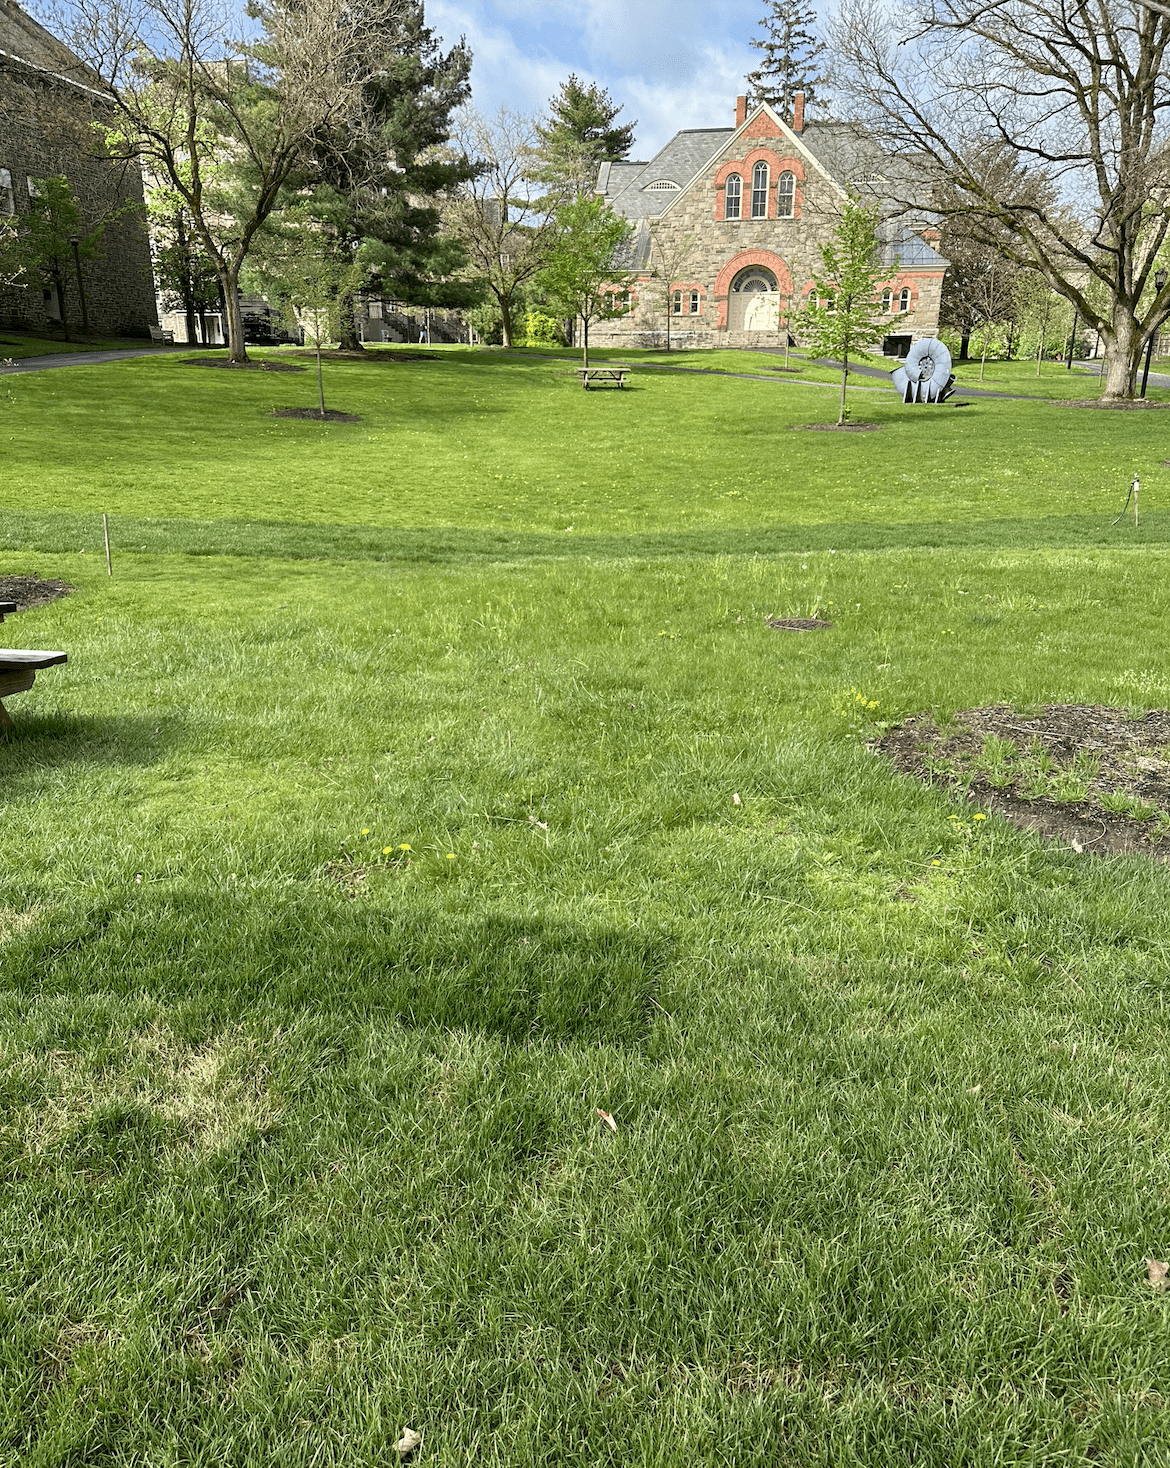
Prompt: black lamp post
<box><xmin>68</xmin><ymin>235</ymin><xmax>89</xmax><ymax>337</ymax></box>
<box><xmin>1140</xmin><ymin>267</ymin><xmax>1168</xmax><ymax>398</ymax></box>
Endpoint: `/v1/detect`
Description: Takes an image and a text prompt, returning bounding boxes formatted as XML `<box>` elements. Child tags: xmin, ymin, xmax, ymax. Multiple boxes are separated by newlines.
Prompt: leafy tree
<box><xmin>300</xmin><ymin>1</ymin><xmax>478</xmax><ymax>351</ymax></box>
<box><xmin>747</xmin><ymin>0</ymin><xmax>827</xmax><ymax>118</ymax></box>
<box><xmin>531</xmin><ymin>75</ymin><xmax>636</xmax><ymax>196</ymax></box>
<box><xmin>70</xmin><ymin>0</ymin><xmax>416</xmax><ymax>362</ymax></box>
<box><xmin>447</xmin><ymin>107</ymin><xmax>556</xmax><ymax>347</ymax></box>
<box><xmin>800</xmin><ymin>198</ymin><xmax>892</xmax><ymax>424</ymax></box>
<box><xmin>0</xmin><ymin>175</ymin><xmax>106</xmax><ymax>340</ymax></box>
<box><xmin>535</xmin><ymin>195</ymin><xmax>634</xmax><ymax>371</ymax></box>
<box><xmin>149</xmin><ymin>189</ymin><xmax>220</xmax><ymax>344</ymax></box>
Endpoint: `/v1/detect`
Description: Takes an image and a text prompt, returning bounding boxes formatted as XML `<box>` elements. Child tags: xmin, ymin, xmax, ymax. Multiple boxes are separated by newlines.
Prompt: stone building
<box><xmin>592</xmin><ymin>94</ymin><xmax>946</xmax><ymax>355</ymax></box>
<box><xmin>0</xmin><ymin>0</ymin><xmax>157</xmax><ymax>337</ymax></box>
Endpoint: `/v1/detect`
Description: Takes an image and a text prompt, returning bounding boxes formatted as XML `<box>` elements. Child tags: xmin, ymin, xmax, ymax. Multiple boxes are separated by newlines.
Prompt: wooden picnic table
<box><xmin>577</xmin><ymin>366</ymin><xmax>628</xmax><ymax>389</ymax></box>
<box><xmin>0</xmin><ymin>601</ymin><xmax>67</xmax><ymax>731</ymax></box>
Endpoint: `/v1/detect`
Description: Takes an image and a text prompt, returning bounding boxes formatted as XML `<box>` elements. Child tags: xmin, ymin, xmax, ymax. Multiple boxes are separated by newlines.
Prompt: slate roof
<box><xmin>0</xmin><ymin>0</ymin><xmax>91</xmax><ymax>77</ymax></box>
<box><xmin>602</xmin><ymin>128</ymin><xmax>735</xmax><ymax>219</ymax></box>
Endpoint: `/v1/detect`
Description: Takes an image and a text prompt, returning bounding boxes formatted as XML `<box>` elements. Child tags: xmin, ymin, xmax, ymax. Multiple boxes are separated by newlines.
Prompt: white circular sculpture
<box><xmin>892</xmin><ymin>338</ymin><xmax>955</xmax><ymax>404</ymax></box>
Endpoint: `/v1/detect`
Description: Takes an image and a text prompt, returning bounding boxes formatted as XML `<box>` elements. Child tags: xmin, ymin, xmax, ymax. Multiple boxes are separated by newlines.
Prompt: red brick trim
<box><xmin>713</xmin><ymin>249</ymin><xmax>794</xmax><ymax>329</ymax></box>
<box><xmin>714</xmin><ymin>151</ymin><xmax>806</xmax><ymax>220</ymax></box>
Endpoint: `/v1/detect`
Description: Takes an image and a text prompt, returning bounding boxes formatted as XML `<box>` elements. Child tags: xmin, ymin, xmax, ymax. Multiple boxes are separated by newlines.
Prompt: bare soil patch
<box><xmin>797</xmin><ymin>422</ymin><xmax>882</xmax><ymax>432</ymax></box>
<box><xmin>876</xmin><ymin>704</ymin><xmax>1170</xmax><ymax>856</ymax></box>
<box><xmin>286</xmin><ymin>349</ymin><xmax>436</xmax><ymax>363</ymax></box>
<box><xmin>767</xmin><ymin>617</ymin><xmax>834</xmax><ymax>631</ymax></box>
<box><xmin>0</xmin><ymin>575</ymin><xmax>73</xmax><ymax>611</ymax></box>
<box><xmin>1055</xmin><ymin>398</ymin><xmax>1170</xmax><ymax>409</ymax></box>
<box><xmin>181</xmin><ymin>358</ymin><xmax>306</xmax><ymax>373</ymax></box>
<box><xmin>271</xmin><ymin>407</ymin><xmax>362</xmax><ymax>423</ymax></box>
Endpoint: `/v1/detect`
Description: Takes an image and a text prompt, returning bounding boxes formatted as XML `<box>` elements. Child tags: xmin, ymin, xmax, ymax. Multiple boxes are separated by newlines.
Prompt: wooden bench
<box><xmin>0</xmin><ymin>602</ymin><xmax>67</xmax><ymax>732</ymax></box>
<box><xmin>578</xmin><ymin>367</ymin><xmax>628</xmax><ymax>390</ymax></box>
<box><xmin>149</xmin><ymin>325</ymin><xmax>175</xmax><ymax>344</ymax></box>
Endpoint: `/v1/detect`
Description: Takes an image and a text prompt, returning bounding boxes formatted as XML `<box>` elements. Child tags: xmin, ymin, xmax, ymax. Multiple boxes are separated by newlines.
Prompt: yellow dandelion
<box><xmin>974</xmin><ymin>813</ymin><xmax>987</xmax><ymax>821</ymax></box>
<box><xmin>931</xmin><ymin>860</ymin><xmax>941</xmax><ymax>866</ymax></box>
<box><xmin>361</xmin><ymin>828</ymin><xmax>370</xmax><ymax>835</ymax></box>
<box><xmin>446</xmin><ymin>853</ymin><xmax>455</xmax><ymax>860</ymax></box>
<box><xmin>383</xmin><ymin>847</ymin><xmax>392</xmax><ymax>855</ymax></box>
<box><xmin>399</xmin><ymin>843</ymin><xmax>412</xmax><ymax>851</ymax></box>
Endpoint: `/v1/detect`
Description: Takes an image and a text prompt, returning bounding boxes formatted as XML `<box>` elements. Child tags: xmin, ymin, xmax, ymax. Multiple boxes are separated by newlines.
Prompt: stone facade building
<box><xmin>593</xmin><ymin>94</ymin><xmax>946</xmax><ymax>355</ymax></box>
<box><xmin>0</xmin><ymin>0</ymin><xmax>157</xmax><ymax>337</ymax></box>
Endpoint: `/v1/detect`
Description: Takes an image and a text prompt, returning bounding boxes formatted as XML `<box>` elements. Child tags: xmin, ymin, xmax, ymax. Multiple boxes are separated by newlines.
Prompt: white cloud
<box><xmin>428</xmin><ymin>0</ymin><xmax>761</xmax><ymax>155</ymax></box>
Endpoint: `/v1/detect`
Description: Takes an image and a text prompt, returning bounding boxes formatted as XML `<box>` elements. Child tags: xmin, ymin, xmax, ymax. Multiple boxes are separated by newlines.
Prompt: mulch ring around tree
<box><xmin>767</xmin><ymin>616</ymin><xmax>834</xmax><ymax>631</ymax></box>
<box><xmin>181</xmin><ymin>358</ymin><xmax>306</xmax><ymax>372</ymax></box>
<box><xmin>797</xmin><ymin>422</ymin><xmax>882</xmax><ymax>432</ymax></box>
<box><xmin>271</xmin><ymin>407</ymin><xmax>362</xmax><ymax>423</ymax></box>
<box><xmin>0</xmin><ymin>575</ymin><xmax>73</xmax><ymax>611</ymax></box>
<box><xmin>286</xmin><ymin>350</ymin><xmax>437</xmax><ymax>363</ymax></box>
<box><xmin>875</xmin><ymin>703</ymin><xmax>1170</xmax><ymax>857</ymax></box>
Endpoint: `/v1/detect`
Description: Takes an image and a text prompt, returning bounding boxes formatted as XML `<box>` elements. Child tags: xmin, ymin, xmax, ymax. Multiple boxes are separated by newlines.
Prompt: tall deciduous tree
<box><xmin>535</xmin><ymin>194</ymin><xmax>634</xmax><ymax>371</ymax></box>
<box><xmin>300</xmin><ymin>1</ymin><xmax>478</xmax><ymax>350</ymax></box>
<box><xmin>531</xmin><ymin>75</ymin><xmax>636</xmax><ymax>196</ymax></box>
<box><xmin>66</xmin><ymin>0</ymin><xmax>413</xmax><ymax>361</ymax></box>
<box><xmin>830</xmin><ymin>0</ymin><xmax>1170</xmax><ymax>399</ymax></box>
<box><xmin>800</xmin><ymin>198</ymin><xmax>890</xmax><ymax>424</ymax></box>
<box><xmin>747</xmin><ymin>0</ymin><xmax>827</xmax><ymax>118</ymax></box>
<box><xmin>149</xmin><ymin>187</ymin><xmax>219</xmax><ymax>344</ymax></box>
<box><xmin>447</xmin><ymin>107</ymin><xmax>556</xmax><ymax>348</ymax></box>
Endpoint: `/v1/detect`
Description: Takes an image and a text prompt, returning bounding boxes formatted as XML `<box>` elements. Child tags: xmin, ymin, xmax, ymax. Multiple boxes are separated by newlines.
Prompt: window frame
<box><xmin>0</xmin><ymin>168</ymin><xmax>12</xmax><ymax>216</ymax></box>
<box><xmin>898</xmin><ymin>287</ymin><xmax>911</xmax><ymax>311</ymax></box>
<box><xmin>751</xmin><ymin>161</ymin><xmax>769</xmax><ymax>218</ymax></box>
<box><xmin>881</xmin><ymin>288</ymin><xmax>892</xmax><ymax>312</ymax></box>
<box><xmin>688</xmin><ymin>290</ymin><xmax>701</xmax><ymax>315</ymax></box>
<box><xmin>776</xmin><ymin>171</ymin><xmax>795</xmax><ymax>218</ymax></box>
<box><xmin>724</xmin><ymin>173</ymin><xmax>742</xmax><ymax>219</ymax></box>
<box><xmin>671</xmin><ymin>290</ymin><xmax>683</xmax><ymax>315</ymax></box>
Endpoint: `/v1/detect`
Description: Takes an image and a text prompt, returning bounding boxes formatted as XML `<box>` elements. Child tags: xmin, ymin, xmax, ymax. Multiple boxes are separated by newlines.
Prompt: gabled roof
<box><xmin>601</xmin><ymin>128</ymin><xmax>736</xmax><ymax>219</ymax></box>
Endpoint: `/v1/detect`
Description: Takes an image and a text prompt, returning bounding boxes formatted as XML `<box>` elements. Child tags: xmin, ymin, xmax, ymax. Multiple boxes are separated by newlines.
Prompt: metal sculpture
<box><xmin>892</xmin><ymin>337</ymin><xmax>955</xmax><ymax>403</ymax></box>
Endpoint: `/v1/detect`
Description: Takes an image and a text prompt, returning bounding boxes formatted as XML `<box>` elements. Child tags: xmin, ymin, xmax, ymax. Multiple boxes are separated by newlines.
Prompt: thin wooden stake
<box><xmin>1135</xmin><ymin>477</ymin><xmax>1140</xmax><ymax>527</ymax></box>
<box><xmin>103</xmin><ymin>513</ymin><xmax>112</xmax><ymax>575</ymax></box>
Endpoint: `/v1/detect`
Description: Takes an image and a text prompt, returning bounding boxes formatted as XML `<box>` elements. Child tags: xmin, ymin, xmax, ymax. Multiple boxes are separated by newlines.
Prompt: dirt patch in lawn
<box><xmin>797</xmin><ymin>422</ymin><xmax>882</xmax><ymax>432</ymax></box>
<box><xmin>768</xmin><ymin>616</ymin><xmax>834</xmax><ymax>631</ymax></box>
<box><xmin>0</xmin><ymin>575</ymin><xmax>73</xmax><ymax>611</ymax></box>
<box><xmin>286</xmin><ymin>349</ymin><xmax>436</xmax><ymax>363</ymax></box>
<box><xmin>181</xmin><ymin>358</ymin><xmax>307</xmax><ymax>372</ymax></box>
<box><xmin>875</xmin><ymin>704</ymin><xmax>1170</xmax><ymax>856</ymax></box>
<box><xmin>271</xmin><ymin>407</ymin><xmax>362</xmax><ymax>423</ymax></box>
<box><xmin>1055</xmin><ymin>398</ymin><xmax>1170</xmax><ymax>409</ymax></box>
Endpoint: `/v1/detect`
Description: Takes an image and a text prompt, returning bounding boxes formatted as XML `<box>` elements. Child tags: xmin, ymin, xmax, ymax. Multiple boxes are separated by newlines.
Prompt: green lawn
<box><xmin>3</xmin><ymin>349</ymin><xmax>1170</xmax><ymax>1465</ymax></box>
<box><xmin>0</xmin><ymin>329</ymin><xmax>162</xmax><ymax>360</ymax></box>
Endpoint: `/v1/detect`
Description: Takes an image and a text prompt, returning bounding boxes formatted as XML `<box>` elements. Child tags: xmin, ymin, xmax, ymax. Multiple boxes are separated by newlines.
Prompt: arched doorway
<box><xmin>728</xmin><ymin>265</ymin><xmax>780</xmax><ymax>332</ymax></box>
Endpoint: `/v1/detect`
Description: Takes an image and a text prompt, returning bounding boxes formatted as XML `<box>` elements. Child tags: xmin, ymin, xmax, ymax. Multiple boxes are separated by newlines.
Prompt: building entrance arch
<box><xmin>715</xmin><ymin>250</ymin><xmax>793</xmax><ymax>334</ymax></box>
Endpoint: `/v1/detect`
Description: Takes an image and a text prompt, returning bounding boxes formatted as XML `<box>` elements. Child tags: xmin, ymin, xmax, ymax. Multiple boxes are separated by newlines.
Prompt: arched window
<box><xmin>777</xmin><ymin>171</ymin><xmax>795</xmax><ymax>218</ymax></box>
<box><xmin>881</xmin><ymin>288</ymin><xmax>893</xmax><ymax>312</ymax></box>
<box><xmin>724</xmin><ymin>174</ymin><xmax>742</xmax><ymax>219</ymax></box>
<box><xmin>671</xmin><ymin>290</ymin><xmax>683</xmax><ymax>315</ymax></box>
<box><xmin>689</xmin><ymin>290</ymin><xmax>701</xmax><ymax>315</ymax></box>
<box><xmin>751</xmin><ymin>161</ymin><xmax>769</xmax><ymax>217</ymax></box>
<box><xmin>898</xmin><ymin>287</ymin><xmax>911</xmax><ymax>311</ymax></box>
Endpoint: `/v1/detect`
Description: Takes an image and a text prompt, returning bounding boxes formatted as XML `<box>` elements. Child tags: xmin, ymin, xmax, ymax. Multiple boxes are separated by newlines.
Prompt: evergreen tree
<box><xmin>746</xmin><ymin>0</ymin><xmax>827</xmax><ymax>119</ymax></box>
<box><xmin>531</xmin><ymin>75</ymin><xmax>636</xmax><ymax>196</ymax></box>
<box><xmin>301</xmin><ymin>1</ymin><xmax>479</xmax><ymax>350</ymax></box>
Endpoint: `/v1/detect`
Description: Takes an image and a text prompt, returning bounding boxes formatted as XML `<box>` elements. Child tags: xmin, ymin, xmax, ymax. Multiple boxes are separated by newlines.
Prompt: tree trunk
<box><xmin>665</xmin><ymin>292</ymin><xmax>671</xmax><ymax>352</ymax></box>
<box><xmin>52</xmin><ymin>262</ymin><xmax>70</xmax><ymax>342</ymax></box>
<box><xmin>838</xmin><ymin>349</ymin><xmax>848</xmax><ymax>425</ymax></box>
<box><xmin>316</xmin><ymin>340</ymin><xmax>326</xmax><ymax>417</ymax></box>
<box><xmin>218</xmin><ymin>265</ymin><xmax>248</xmax><ymax>362</ymax></box>
<box><xmin>499</xmin><ymin>295</ymin><xmax>514</xmax><ymax>348</ymax></box>
<box><xmin>582</xmin><ymin>315</ymin><xmax>589</xmax><ymax>373</ymax></box>
<box><xmin>979</xmin><ymin>327</ymin><xmax>989</xmax><ymax>380</ymax></box>
<box><xmin>959</xmin><ymin>332</ymin><xmax>970</xmax><ymax>361</ymax></box>
<box><xmin>337</xmin><ymin>286</ymin><xmax>363</xmax><ymax>351</ymax></box>
<box><xmin>197</xmin><ymin>305</ymin><xmax>209</xmax><ymax>345</ymax></box>
<box><xmin>1100</xmin><ymin>309</ymin><xmax>1142</xmax><ymax>400</ymax></box>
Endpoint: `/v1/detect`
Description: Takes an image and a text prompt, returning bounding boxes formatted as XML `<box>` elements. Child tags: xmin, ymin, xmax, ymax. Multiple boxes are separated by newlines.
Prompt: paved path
<box><xmin>0</xmin><ymin>347</ymin><xmax>186</xmax><ymax>374</ymax></box>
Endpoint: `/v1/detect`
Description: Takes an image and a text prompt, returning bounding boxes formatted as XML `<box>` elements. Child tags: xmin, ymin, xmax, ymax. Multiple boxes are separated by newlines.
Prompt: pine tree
<box><xmin>531</xmin><ymin>75</ymin><xmax>636</xmax><ymax>196</ymax></box>
<box><xmin>746</xmin><ymin>0</ymin><xmax>827</xmax><ymax>119</ymax></box>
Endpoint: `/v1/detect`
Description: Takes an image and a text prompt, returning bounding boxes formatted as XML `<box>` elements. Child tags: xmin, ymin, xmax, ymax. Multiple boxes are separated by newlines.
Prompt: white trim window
<box><xmin>898</xmin><ymin>286</ymin><xmax>911</xmax><ymax>311</ymax></box>
<box><xmin>882</xmin><ymin>288</ymin><xmax>893</xmax><ymax>312</ymax></box>
<box><xmin>724</xmin><ymin>173</ymin><xmax>742</xmax><ymax>219</ymax></box>
<box><xmin>0</xmin><ymin>168</ymin><xmax>13</xmax><ymax>216</ymax></box>
<box><xmin>777</xmin><ymin>171</ymin><xmax>795</xmax><ymax>218</ymax></box>
<box><xmin>671</xmin><ymin>290</ymin><xmax>683</xmax><ymax>315</ymax></box>
<box><xmin>751</xmin><ymin>161</ymin><xmax>769</xmax><ymax>218</ymax></box>
<box><xmin>688</xmin><ymin>290</ymin><xmax>701</xmax><ymax>315</ymax></box>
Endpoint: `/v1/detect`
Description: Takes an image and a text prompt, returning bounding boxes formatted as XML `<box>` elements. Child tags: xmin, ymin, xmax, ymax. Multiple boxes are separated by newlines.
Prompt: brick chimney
<box><xmin>736</xmin><ymin>95</ymin><xmax>747</xmax><ymax>127</ymax></box>
<box><xmin>792</xmin><ymin>91</ymin><xmax>805</xmax><ymax>132</ymax></box>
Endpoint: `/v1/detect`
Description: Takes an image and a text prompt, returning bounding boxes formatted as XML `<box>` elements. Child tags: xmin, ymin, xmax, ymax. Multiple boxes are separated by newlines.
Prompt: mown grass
<box><xmin>3</xmin><ymin>350</ymin><xmax>1170</xmax><ymax>1465</ymax></box>
<box><xmin>0</xmin><ymin>329</ymin><xmax>161</xmax><ymax>360</ymax></box>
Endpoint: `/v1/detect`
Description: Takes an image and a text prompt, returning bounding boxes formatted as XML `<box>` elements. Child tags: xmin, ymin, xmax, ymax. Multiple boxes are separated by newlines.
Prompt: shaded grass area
<box><xmin>6</xmin><ymin>351</ymin><xmax>1170</xmax><ymax>1462</ymax></box>
<box><xmin>0</xmin><ymin>330</ymin><xmax>159</xmax><ymax>360</ymax></box>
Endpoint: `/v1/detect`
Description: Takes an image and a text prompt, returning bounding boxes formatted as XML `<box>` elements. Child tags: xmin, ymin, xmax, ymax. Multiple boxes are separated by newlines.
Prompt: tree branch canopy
<box><xmin>829</xmin><ymin>0</ymin><xmax>1170</xmax><ymax>395</ymax></box>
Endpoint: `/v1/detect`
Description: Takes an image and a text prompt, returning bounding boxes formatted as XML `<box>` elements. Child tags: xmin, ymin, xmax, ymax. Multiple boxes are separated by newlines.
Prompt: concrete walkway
<box><xmin>0</xmin><ymin>346</ymin><xmax>187</xmax><ymax>374</ymax></box>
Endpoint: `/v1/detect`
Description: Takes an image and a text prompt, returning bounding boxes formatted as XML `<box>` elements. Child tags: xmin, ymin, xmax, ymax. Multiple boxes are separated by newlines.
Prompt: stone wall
<box><xmin>0</xmin><ymin>54</ymin><xmax>158</xmax><ymax>338</ymax></box>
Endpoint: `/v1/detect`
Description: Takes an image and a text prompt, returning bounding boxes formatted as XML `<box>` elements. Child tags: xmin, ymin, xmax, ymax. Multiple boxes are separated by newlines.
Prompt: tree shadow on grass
<box><xmin>11</xmin><ymin>891</ymin><xmax>671</xmax><ymax>1047</ymax></box>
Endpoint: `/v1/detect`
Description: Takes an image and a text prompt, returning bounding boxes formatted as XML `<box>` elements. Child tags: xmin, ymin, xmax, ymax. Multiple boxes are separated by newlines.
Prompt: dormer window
<box><xmin>724</xmin><ymin>174</ymin><xmax>742</xmax><ymax>219</ymax></box>
<box><xmin>751</xmin><ymin>162</ymin><xmax>768</xmax><ymax>218</ymax></box>
<box><xmin>645</xmin><ymin>180</ymin><xmax>679</xmax><ymax>193</ymax></box>
<box><xmin>777</xmin><ymin>171</ymin><xmax>795</xmax><ymax>218</ymax></box>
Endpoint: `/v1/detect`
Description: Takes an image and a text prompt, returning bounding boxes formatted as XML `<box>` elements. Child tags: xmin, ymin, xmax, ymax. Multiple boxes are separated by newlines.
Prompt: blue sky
<box><xmin>428</xmin><ymin>0</ymin><xmax>771</xmax><ymax>158</ymax></box>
